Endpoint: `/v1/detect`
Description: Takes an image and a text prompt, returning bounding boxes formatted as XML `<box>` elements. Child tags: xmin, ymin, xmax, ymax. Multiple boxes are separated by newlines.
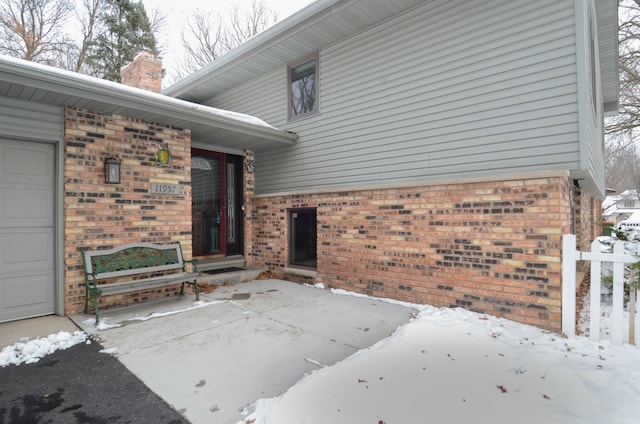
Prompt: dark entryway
<box><xmin>191</xmin><ymin>150</ymin><xmax>243</xmax><ymax>257</ymax></box>
<box><xmin>289</xmin><ymin>208</ymin><xmax>317</xmax><ymax>268</ymax></box>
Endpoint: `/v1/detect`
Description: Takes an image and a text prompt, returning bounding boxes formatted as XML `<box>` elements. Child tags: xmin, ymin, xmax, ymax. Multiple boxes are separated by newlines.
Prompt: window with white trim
<box><xmin>288</xmin><ymin>54</ymin><xmax>318</xmax><ymax>120</ymax></box>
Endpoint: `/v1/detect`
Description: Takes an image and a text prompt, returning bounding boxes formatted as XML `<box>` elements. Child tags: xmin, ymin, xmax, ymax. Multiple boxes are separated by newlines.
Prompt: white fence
<box><xmin>562</xmin><ymin>234</ymin><xmax>640</xmax><ymax>345</ymax></box>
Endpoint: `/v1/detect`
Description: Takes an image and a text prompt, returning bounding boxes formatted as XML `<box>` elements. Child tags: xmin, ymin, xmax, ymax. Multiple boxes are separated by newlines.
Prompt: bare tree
<box><xmin>73</xmin><ymin>0</ymin><xmax>107</xmax><ymax>72</ymax></box>
<box><xmin>0</xmin><ymin>0</ymin><xmax>75</xmax><ymax>66</ymax></box>
<box><xmin>606</xmin><ymin>140</ymin><xmax>640</xmax><ymax>191</ymax></box>
<box><xmin>223</xmin><ymin>0</ymin><xmax>277</xmax><ymax>52</ymax></box>
<box><xmin>171</xmin><ymin>0</ymin><xmax>277</xmax><ymax>82</ymax></box>
<box><xmin>605</xmin><ymin>0</ymin><xmax>640</xmax><ymax>194</ymax></box>
<box><xmin>606</xmin><ymin>0</ymin><xmax>640</xmax><ymax>147</ymax></box>
<box><xmin>173</xmin><ymin>8</ymin><xmax>224</xmax><ymax>79</ymax></box>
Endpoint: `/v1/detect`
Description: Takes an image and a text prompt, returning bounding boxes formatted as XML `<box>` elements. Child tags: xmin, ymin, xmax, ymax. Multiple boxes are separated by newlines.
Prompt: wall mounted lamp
<box><xmin>104</xmin><ymin>156</ymin><xmax>121</xmax><ymax>184</ymax></box>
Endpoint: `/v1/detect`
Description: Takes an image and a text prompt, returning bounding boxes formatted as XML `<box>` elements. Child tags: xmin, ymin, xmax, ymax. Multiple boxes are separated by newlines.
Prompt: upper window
<box><xmin>288</xmin><ymin>54</ymin><xmax>319</xmax><ymax>120</ymax></box>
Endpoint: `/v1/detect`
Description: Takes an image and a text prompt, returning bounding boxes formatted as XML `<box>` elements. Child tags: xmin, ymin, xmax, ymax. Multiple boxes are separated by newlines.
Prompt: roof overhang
<box><xmin>596</xmin><ymin>0</ymin><xmax>619</xmax><ymax>115</ymax></box>
<box><xmin>166</xmin><ymin>0</ymin><xmax>620</xmax><ymax>116</ymax></box>
<box><xmin>0</xmin><ymin>55</ymin><xmax>297</xmax><ymax>152</ymax></box>
<box><xmin>163</xmin><ymin>0</ymin><xmax>427</xmax><ymax>103</ymax></box>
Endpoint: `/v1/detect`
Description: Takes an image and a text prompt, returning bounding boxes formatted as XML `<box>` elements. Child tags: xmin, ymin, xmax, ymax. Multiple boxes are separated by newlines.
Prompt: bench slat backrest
<box><xmin>82</xmin><ymin>242</ymin><xmax>185</xmax><ymax>280</ymax></box>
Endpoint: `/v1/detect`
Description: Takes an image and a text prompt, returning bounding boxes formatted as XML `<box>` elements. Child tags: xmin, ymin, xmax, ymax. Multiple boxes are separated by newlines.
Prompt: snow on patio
<box><xmin>237</xmin><ymin>290</ymin><xmax>640</xmax><ymax>424</ymax></box>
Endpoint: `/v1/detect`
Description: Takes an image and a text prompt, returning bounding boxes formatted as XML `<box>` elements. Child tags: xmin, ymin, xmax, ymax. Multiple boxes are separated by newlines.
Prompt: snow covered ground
<box><xmin>2</xmin><ymin>287</ymin><xmax>639</xmax><ymax>424</ymax></box>
<box><xmin>0</xmin><ymin>331</ymin><xmax>88</xmax><ymax>366</ymax></box>
<box><xmin>238</xmin><ymin>290</ymin><xmax>640</xmax><ymax>424</ymax></box>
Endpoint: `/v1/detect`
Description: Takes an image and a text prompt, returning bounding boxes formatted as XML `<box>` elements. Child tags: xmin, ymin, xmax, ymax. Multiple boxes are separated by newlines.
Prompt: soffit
<box><xmin>166</xmin><ymin>0</ymin><xmax>620</xmax><ymax>114</ymax></box>
<box><xmin>596</xmin><ymin>0</ymin><xmax>620</xmax><ymax>113</ymax></box>
<box><xmin>0</xmin><ymin>56</ymin><xmax>297</xmax><ymax>151</ymax></box>
<box><xmin>163</xmin><ymin>0</ymin><xmax>427</xmax><ymax>102</ymax></box>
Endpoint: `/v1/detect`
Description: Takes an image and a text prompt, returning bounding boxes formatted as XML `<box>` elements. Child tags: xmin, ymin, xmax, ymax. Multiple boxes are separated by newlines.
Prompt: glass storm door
<box><xmin>224</xmin><ymin>155</ymin><xmax>243</xmax><ymax>256</ymax></box>
<box><xmin>192</xmin><ymin>150</ymin><xmax>223</xmax><ymax>256</ymax></box>
<box><xmin>191</xmin><ymin>150</ymin><xmax>243</xmax><ymax>257</ymax></box>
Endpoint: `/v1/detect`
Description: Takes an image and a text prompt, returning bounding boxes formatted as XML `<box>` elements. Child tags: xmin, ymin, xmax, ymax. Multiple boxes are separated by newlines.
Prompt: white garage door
<box><xmin>0</xmin><ymin>139</ymin><xmax>55</xmax><ymax>322</ymax></box>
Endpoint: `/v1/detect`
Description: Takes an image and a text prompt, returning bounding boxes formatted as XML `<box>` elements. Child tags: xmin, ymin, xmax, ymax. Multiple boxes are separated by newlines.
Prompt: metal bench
<box><xmin>81</xmin><ymin>242</ymin><xmax>201</xmax><ymax>324</ymax></box>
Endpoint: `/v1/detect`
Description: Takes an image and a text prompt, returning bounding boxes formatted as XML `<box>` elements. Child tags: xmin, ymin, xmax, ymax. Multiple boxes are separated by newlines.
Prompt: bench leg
<box><xmin>93</xmin><ymin>293</ymin><xmax>100</xmax><ymax>326</ymax></box>
<box><xmin>180</xmin><ymin>281</ymin><xmax>200</xmax><ymax>301</ymax></box>
<box><xmin>193</xmin><ymin>279</ymin><xmax>200</xmax><ymax>301</ymax></box>
<box><xmin>84</xmin><ymin>290</ymin><xmax>90</xmax><ymax>314</ymax></box>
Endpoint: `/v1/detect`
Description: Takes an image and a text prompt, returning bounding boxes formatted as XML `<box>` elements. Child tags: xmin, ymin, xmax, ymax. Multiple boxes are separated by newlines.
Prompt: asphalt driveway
<box><xmin>0</xmin><ymin>338</ymin><xmax>186</xmax><ymax>423</ymax></box>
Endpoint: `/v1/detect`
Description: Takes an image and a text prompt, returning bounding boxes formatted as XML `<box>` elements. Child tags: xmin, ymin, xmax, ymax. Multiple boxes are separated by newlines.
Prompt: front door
<box><xmin>191</xmin><ymin>150</ymin><xmax>243</xmax><ymax>257</ymax></box>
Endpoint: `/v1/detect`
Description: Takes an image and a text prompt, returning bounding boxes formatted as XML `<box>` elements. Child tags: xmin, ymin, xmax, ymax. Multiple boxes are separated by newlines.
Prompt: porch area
<box><xmin>69</xmin><ymin>279</ymin><xmax>416</xmax><ymax>424</ymax></box>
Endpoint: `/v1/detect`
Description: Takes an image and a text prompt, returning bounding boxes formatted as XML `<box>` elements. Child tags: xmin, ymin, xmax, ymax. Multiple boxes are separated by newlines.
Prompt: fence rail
<box><xmin>562</xmin><ymin>234</ymin><xmax>640</xmax><ymax>345</ymax></box>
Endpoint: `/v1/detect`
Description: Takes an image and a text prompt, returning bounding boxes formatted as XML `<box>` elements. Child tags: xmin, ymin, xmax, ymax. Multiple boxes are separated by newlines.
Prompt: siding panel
<box><xmin>211</xmin><ymin>0</ymin><xmax>580</xmax><ymax>195</ymax></box>
<box><xmin>0</xmin><ymin>97</ymin><xmax>63</xmax><ymax>142</ymax></box>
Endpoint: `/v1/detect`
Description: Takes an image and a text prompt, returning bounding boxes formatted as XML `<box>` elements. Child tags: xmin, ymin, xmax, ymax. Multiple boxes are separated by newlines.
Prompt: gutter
<box><xmin>0</xmin><ymin>55</ymin><xmax>298</xmax><ymax>144</ymax></box>
<box><xmin>162</xmin><ymin>0</ymin><xmax>346</xmax><ymax>99</ymax></box>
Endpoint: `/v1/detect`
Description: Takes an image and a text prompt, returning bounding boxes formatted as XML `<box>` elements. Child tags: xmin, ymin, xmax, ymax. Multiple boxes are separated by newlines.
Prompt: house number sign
<box><xmin>151</xmin><ymin>183</ymin><xmax>181</xmax><ymax>195</ymax></box>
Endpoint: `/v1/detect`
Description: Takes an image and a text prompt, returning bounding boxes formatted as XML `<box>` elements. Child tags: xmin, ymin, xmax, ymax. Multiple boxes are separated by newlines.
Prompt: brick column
<box><xmin>244</xmin><ymin>150</ymin><xmax>255</xmax><ymax>264</ymax></box>
<box><xmin>63</xmin><ymin>107</ymin><xmax>192</xmax><ymax>315</ymax></box>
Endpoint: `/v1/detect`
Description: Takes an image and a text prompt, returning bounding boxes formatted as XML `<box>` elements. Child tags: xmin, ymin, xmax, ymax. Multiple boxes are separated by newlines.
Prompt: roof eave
<box><xmin>162</xmin><ymin>0</ymin><xmax>343</xmax><ymax>99</ymax></box>
<box><xmin>596</xmin><ymin>0</ymin><xmax>620</xmax><ymax>114</ymax></box>
<box><xmin>0</xmin><ymin>55</ymin><xmax>297</xmax><ymax>146</ymax></box>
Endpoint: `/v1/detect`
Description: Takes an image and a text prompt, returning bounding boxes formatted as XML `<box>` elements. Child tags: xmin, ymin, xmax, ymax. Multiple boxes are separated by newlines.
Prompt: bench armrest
<box><xmin>184</xmin><ymin>258</ymin><xmax>199</xmax><ymax>273</ymax></box>
<box><xmin>86</xmin><ymin>272</ymin><xmax>99</xmax><ymax>289</ymax></box>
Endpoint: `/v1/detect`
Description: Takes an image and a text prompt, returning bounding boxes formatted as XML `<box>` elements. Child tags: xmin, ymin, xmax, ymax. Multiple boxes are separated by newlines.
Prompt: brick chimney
<box><xmin>121</xmin><ymin>51</ymin><xmax>163</xmax><ymax>92</ymax></box>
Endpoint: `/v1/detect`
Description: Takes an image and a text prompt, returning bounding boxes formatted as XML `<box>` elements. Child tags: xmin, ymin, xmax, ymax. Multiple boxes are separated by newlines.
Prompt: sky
<box><xmin>139</xmin><ymin>0</ymin><xmax>316</xmax><ymax>85</ymax></box>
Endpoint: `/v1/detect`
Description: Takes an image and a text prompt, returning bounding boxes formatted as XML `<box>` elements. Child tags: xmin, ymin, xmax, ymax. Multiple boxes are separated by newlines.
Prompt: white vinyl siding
<box><xmin>211</xmin><ymin>0</ymin><xmax>584</xmax><ymax>195</ymax></box>
<box><xmin>0</xmin><ymin>97</ymin><xmax>63</xmax><ymax>141</ymax></box>
<box><xmin>212</xmin><ymin>70</ymin><xmax>286</xmax><ymax>127</ymax></box>
<box><xmin>576</xmin><ymin>0</ymin><xmax>605</xmax><ymax>197</ymax></box>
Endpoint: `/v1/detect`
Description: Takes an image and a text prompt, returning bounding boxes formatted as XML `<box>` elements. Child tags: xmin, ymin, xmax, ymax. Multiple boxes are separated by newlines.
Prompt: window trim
<box><xmin>287</xmin><ymin>52</ymin><xmax>319</xmax><ymax>121</ymax></box>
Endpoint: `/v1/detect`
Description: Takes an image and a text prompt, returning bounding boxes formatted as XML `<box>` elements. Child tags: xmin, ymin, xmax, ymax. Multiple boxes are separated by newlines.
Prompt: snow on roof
<box><xmin>0</xmin><ymin>55</ymin><xmax>297</xmax><ymax>148</ymax></box>
<box><xmin>602</xmin><ymin>189</ymin><xmax>640</xmax><ymax>216</ymax></box>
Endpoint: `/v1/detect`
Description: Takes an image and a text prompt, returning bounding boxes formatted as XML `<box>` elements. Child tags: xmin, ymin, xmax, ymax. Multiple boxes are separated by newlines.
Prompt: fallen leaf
<box><xmin>543</xmin><ymin>394</ymin><xmax>550</xmax><ymax>400</ymax></box>
<box><xmin>358</xmin><ymin>379</ymin><xmax>367</xmax><ymax>383</ymax></box>
<box><xmin>497</xmin><ymin>385</ymin><xmax>508</xmax><ymax>393</ymax></box>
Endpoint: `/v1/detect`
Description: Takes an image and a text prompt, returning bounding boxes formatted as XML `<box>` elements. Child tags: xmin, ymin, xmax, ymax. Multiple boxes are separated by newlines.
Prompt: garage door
<box><xmin>0</xmin><ymin>139</ymin><xmax>55</xmax><ymax>322</ymax></box>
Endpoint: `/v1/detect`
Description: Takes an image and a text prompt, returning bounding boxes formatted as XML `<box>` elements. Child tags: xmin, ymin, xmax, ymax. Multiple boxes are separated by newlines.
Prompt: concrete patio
<box><xmin>70</xmin><ymin>279</ymin><xmax>416</xmax><ymax>424</ymax></box>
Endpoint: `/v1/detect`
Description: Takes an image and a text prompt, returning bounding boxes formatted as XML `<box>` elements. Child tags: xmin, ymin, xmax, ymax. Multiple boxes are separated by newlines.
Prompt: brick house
<box><xmin>0</xmin><ymin>54</ymin><xmax>295</xmax><ymax>322</ymax></box>
<box><xmin>0</xmin><ymin>0</ymin><xmax>618</xmax><ymax>332</ymax></box>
